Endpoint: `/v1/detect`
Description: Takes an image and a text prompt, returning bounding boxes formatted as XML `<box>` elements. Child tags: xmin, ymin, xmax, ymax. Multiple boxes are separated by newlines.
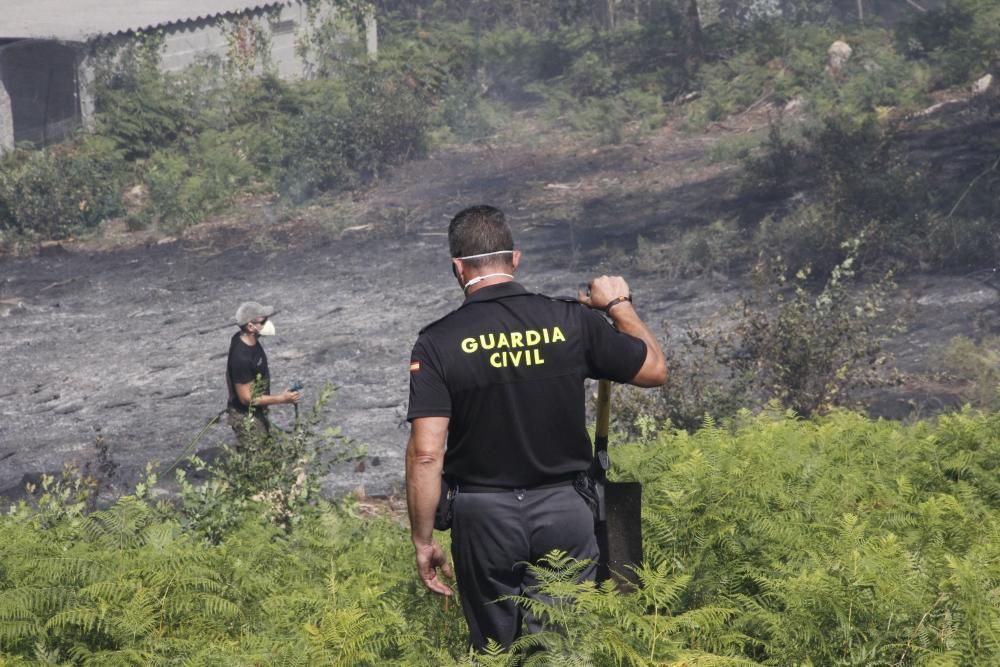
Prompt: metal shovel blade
<box><xmin>594</xmin><ymin>379</ymin><xmax>643</xmax><ymax>588</ymax></box>
<box><xmin>596</xmin><ymin>481</ymin><xmax>643</xmax><ymax>588</ymax></box>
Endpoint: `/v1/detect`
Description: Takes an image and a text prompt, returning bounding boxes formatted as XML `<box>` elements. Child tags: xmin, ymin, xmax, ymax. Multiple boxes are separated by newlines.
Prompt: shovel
<box><xmin>594</xmin><ymin>378</ymin><xmax>643</xmax><ymax>588</ymax></box>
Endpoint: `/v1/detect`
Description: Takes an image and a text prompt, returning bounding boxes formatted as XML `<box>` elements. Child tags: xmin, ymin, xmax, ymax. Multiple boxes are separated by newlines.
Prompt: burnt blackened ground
<box><xmin>1</xmin><ymin>109</ymin><xmax>996</xmax><ymax>501</ymax></box>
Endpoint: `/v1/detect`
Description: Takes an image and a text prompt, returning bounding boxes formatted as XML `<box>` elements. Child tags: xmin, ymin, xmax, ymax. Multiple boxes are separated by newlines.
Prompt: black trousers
<box><xmin>226</xmin><ymin>407</ymin><xmax>270</xmax><ymax>448</ymax></box>
<box><xmin>450</xmin><ymin>484</ymin><xmax>598</xmax><ymax>651</ymax></box>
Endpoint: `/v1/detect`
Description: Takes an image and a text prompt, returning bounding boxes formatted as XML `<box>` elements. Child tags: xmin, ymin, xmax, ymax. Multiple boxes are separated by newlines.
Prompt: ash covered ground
<box><xmin>2</xmin><ymin>113</ymin><xmax>996</xmax><ymax>501</ymax></box>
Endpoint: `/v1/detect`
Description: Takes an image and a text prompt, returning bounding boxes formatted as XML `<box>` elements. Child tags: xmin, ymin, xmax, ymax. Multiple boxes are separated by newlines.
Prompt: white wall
<box><xmin>156</xmin><ymin>2</ymin><xmax>353</xmax><ymax>80</ymax></box>
<box><xmin>0</xmin><ymin>66</ymin><xmax>13</xmax><ymax>151</ymax></box>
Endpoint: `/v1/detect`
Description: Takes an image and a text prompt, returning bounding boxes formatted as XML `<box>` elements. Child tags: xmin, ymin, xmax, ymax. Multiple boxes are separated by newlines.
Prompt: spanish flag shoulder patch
<box><xmin>409</xmin><ymin>360</ymin><xmax>421</xmax><ymax>373</ymax></box>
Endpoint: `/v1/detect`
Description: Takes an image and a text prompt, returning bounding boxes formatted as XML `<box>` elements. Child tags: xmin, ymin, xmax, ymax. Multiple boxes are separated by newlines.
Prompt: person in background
<box><xmin>226</xmin><ymin>301</ymin><xmax>300</xmax><ymax>446</ymax></box>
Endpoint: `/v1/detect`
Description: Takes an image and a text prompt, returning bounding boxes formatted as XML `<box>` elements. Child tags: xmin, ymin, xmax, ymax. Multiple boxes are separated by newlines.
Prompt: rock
<box><xmin>826</xmin><ymin>40</ymin><xmax>852</xmax><ymax>79</ymax></box>
<box><xmin>972</xmin><ymin>73</ymin><xmax>994</xmax><ymax>96</ymax></box>
<box><xmin>0</xmin><ymin>301</ymin><xmax>26</xmax><ymax>317</ymax></box>
<box><xmin>122</xmin><ymin>184</ymin><xmax>149</xmax><ymax>213</ymax></box>
<box><xmin>784</xmin><ymin>97</ymin><xmax>803</xmax><ymax>113</ymax></box>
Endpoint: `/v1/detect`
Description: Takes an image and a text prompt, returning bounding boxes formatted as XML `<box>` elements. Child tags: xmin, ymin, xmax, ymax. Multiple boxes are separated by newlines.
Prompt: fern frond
<box><xmin>45</xmin><ymin>605</ymin><xmax>106</xmax><ymax>635</ymax></box>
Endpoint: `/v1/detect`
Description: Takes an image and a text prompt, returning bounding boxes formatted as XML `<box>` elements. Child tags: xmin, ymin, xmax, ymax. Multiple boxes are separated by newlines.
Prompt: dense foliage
<box><xmin>2</xmin><ymin>410</ymin><xmax>999</xmax><ymax>664</ymax></box>
<box><xmin>1</xmin><ymin>0</ymin><xmax>997</xmax><ymax>276</ymax></box>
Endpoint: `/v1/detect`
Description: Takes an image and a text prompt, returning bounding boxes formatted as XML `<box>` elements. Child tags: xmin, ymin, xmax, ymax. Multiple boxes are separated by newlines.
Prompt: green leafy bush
<box><xmin>744</xmin><ymin>114</ymin><xmax>938</xmax><ymax>272</ymax></box>
<box><xmin>754</xmin><ymin>203</ymin><xmax>846</xmax><ymax>273</ymax></box>
<box><xmin>0</xmin><ymin>137</ymin><xmax>125</xmax><ymax>239</ymax></box>
<box><xmin>143</xmin><ymin>132</ymin><xmax>256</xmax><ymax>231</ymax></box>
<box><xmin>174</xmin><ymin>385</ymin><xmax>348</xmax><ymax>541</ymax></box>
<box><xmin>90</xmin><ymin>37</ymin><xmax>195</xmax><ymax>161</ymax></box>
<box><xmin>895</xmin><ymin>0</ymin><xmax>1000</xmax><ymax>88</ymax></box>
<box><xmin>614</xmin><ymin>323</ymin><xmax>752</xmax><ymax>435</ymax></box>
<box><xmin>690</xmin><ymin>21</ymin><xmax>931</xmax><ymax>130</ymax></box>
<box><xmin>733</xmin><ymin>250</ymin><xmax>897</xmax><ymax>417</ymax></box>
<box><xmin>619</xmin><ymin>244</ymin><xmax>897</xmax><ymax>429</ymax></box>
<box><xmin>277</xmin><ymin>66</ymin><xmax>430</xmax><ymax>201</ymax></box>
<box><xmin>940</xmin><ymin>336</ymin><xmax>1000</xmax><ymax>411</ymax></box>
<box><xmin>434</xmin><ymin>80</ymin><xmax>507</xmax><ymax>144</ymax></box>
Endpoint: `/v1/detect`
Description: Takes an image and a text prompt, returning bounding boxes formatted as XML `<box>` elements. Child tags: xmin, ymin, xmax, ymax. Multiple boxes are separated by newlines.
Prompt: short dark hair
<box><xmin>448</xmin><ymin>205</ymin><xmax>514</xmax><ymax>269</ymax></box>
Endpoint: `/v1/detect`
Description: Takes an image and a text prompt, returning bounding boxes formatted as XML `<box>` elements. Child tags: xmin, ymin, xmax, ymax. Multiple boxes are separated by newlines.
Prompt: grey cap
<box><xmin>235</xmin><ymin>301</ymin><xmax>276</xmax><ymax>326</ymax></box>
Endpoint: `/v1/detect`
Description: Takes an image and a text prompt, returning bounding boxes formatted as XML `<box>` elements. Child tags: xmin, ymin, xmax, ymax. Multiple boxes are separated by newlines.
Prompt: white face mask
<box><xmin>257</xmin><ymin>320</ymin><xmax>276</xmax><ymax>337</ymax></box>
<box><xmin>464</xmin><ymin>272</ymin><xmax>514</xmax><ymax>292</ymax></box>
<box><xmin>454</xmin><ymin>250</ymin><xmax>515</xmax><ymax>292</ymax></box>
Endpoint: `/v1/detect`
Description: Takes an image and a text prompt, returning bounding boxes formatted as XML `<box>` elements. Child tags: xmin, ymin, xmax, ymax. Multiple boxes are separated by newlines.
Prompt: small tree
<box><xmin>733</xmin><ymin>240</ymin><xmax>897</xmax><ymax>416</ymax></box>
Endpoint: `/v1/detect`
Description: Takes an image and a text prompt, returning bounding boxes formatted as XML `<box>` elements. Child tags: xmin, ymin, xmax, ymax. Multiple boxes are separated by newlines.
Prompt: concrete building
<box><xmin>0</xmin><ymin>1</ymin><xmax>376</xmax><ymax>150</ymax></box>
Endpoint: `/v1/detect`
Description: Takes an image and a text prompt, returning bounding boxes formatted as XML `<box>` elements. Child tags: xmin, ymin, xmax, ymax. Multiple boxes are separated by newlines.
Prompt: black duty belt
<box><xmin>453</xmin><ymin>471</ymin><xmax>584</xmax><ymax>494</ymax></box>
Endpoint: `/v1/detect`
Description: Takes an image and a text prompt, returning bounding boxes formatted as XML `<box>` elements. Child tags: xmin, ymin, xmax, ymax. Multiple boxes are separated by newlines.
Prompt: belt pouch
<box><xmin>433</xmin><ymin>477</ymin><xmax>455</xmax><ymax>531</ymax></box>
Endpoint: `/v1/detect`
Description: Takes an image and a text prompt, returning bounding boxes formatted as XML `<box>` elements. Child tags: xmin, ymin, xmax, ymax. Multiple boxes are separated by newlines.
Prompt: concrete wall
<box><xmin>155</xmin><ymin>2</ymin><xmax>351</xmax><ymax>79</ymax></box>
<box><xmin>0</xmin><ymin>64</ymin><xmax>14</xmax><ymax>151</ymax></box>
<box><xmin>3</xmin><ymin>1</ymin><xmax>376</xmax><ymax>150</ymax></box>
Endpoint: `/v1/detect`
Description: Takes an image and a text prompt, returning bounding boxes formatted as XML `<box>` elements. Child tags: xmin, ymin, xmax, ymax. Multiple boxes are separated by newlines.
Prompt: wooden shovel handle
<box><xmin>595</xmin><ymin>379</ymin><xmax>611</xmax><ymax>450</ymax></box>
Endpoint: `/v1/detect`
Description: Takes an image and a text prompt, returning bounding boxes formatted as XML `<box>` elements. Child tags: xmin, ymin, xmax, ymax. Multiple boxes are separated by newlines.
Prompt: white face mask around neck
<box><xmin>454</xmin><ymin>250</ymin><xmax>514</xmax><ymax>292</ymax></box>
<box><xmin>463</xmin><ymin>272</ymin><xmax>514</xmax><ymax>292</ymax></box>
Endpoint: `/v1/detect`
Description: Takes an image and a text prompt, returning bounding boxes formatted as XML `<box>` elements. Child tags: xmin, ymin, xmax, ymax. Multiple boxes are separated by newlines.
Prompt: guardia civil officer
<box><xmin>405</xmin><ymin>205</ymin><xmax>667</xmax><ymax>651</ymax></box>
<box><xmin>226</xmin><ymin>301</ymin><xmax>300</xmax><ymax>446</ymax></box>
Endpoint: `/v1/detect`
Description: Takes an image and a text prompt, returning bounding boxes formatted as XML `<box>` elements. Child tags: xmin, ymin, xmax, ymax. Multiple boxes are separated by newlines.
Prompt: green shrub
<box><xmin>277</xmin><ymin>66</ymin><xmax>429</xmax><ymax>202</ymax></box>
<box><xmin>477</xmin><ymin>24</ymin><xmax>550</xmax><ymax>94</ymax></box>
<box><xmin>940</xmin><ymin>336</ymin><xmax>1000</xmax><ymax>411</ymax></box>
<box><xmin>830</xmin><ymin>28</ymin><xmax>931</xmax><ymax>117</ymax></box>
<box><xmin>690</xmin><ymin>49</ymin><xmax>777</xmax><ymax>126</ymax></box>
<box><xmin>623</xmin><ymin>244</ymin><xmax>898</xmax><ymax>428</ymax></box>
<box><xmin>707</xmin><ymin>132</ymin><xmax>763</xmax><ymax>164</ymax></box>
<box><xmin>924</xmin><ymin>214</ymin><xmax>1000</xmax><ymax>270</ymax></box>
<box><xmin>90</xmin><ymin>37</ymin><xmax>195</xmax><ymax>161</ymax></box>
<box><xmin>689</xmin><ymin>22</ymin><xmax>930</xmax><ymax>129</ymax></box>
<box><xmin>435</xmin><ymin>80</ymin><xmax>507</xmax><ymax>143</ymax></box>
<box><xmin>733</xmin><ymin>249</ymin><xmax>897</xmax><ymax>417</ymax></box>
<box><xmin>566</xmin><ymin>51</ymin><xmax>617</xmax><ymax>99</ymax></box>
<box><xmin>754</xmin><ymin>204</ymin><xmax>846</xmax><ymax>273</ymax></box>
<box><xmin>895</xmin><ymin>0</ymin><xmax>1000</xmax><ymax>88</ymax></box>
<box><xmin>144</xmin><ymin>132</ymin><xmax>255</xmax><ymax>231</ymax></box>
<box><xmin>672</xmin><ymin>217</ymin><xmax>747</xmax><ymax>278</ymax></box>
<box><xmin>564</xmin><ymin>96</ymin><xmax>629</xmax><ymax>144</ymax></box>
<box><xmin>376</xmin><ymin>19</ymin><xmax>480</xmax><ymax>99</ymax></box>
<box><xmin>743</xmin><ymin>113</ymin><xmax>940</xmax><ymax>272</ymax></box>
<box><xmin>0</xmin><ymin>137</ymin><xmax>125</xmax><ymax>239</ymax></box>
<box><xmin>173</xmin><ymin>384</ymin><xmax>354</xmax><ymax>541</ymax></box>
<box><xmin>613</xmin><ymin>322</ymin><xmax>752</xmax><ymax>435</ymax></box>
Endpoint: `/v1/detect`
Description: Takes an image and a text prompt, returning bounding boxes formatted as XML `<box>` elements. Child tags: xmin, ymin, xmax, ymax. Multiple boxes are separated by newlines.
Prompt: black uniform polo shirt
<box><xmin>407</xmin><ymin>281</ymin><xmax>647</xmax><ymax>488</ymax></box>
<box><xmin>226</xmin><ymin>332</ymin><xmax>270</xmax><ymax>413</ymax></box>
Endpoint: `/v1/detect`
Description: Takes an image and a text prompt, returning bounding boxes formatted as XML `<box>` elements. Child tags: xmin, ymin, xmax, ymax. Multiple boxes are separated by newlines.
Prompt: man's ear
<box><xmin>511</xmin><ymin>250</ymin><xmax>521</xmax><ymax>271</ymax></box>
<box><xmin>452</xmin><ymin>258</ymin><xmax>463</xmax><ymax>281</ymax></box>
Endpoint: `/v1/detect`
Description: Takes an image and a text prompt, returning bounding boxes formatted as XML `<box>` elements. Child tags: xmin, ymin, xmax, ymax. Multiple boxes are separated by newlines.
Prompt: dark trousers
<box><xmin>450</xmin><ymin>484</ymin><xmax>598</xmax><ymax>651</ymax></box>
<box><xmin>226</xmin><ymin>407</ymin><xmax>270</xmax><ymax>448</ymax></box>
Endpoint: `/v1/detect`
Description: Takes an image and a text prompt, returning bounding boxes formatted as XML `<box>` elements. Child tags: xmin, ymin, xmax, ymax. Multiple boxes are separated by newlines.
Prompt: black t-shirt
<box><xmin>226</xmin><ymin>331</ymin><xmax>270</xmax><ymax>413</ymax></box>
<box><xmin>407</xmin><ymin>281</ymin><xmax>647</xmax><ymax>487</ymax></box>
